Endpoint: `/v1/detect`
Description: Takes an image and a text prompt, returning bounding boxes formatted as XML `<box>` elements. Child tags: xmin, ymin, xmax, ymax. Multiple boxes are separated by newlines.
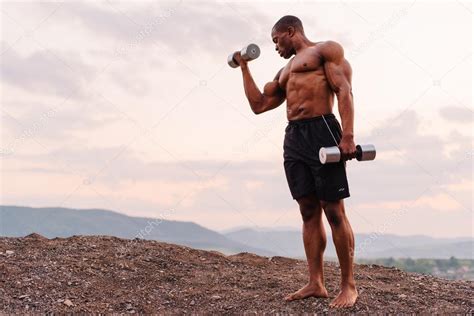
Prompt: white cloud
<box><xmin>439</xmin><ymin>106</ymin><xmax>474</xmax><ymax>124</ymax></box>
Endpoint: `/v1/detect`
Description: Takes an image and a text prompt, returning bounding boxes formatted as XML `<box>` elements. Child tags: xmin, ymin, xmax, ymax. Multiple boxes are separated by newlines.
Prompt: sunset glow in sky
<box><xmin>1</xmin><ymin>0</ymin><xmax>472</xmax><ymax>237</ymax></box>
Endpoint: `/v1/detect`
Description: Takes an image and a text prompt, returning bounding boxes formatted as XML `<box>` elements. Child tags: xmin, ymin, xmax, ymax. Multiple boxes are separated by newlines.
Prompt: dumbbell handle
<box><xmin>319</xmin><ymin>144</ymin><xmax>376</xmax><ymax>164</ymax></box>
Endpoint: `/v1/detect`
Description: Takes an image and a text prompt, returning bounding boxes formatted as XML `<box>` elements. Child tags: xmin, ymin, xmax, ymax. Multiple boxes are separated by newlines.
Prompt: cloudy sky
<box><xmin>1</xmin><ymin>0</ymin><xmax>472</xmax><ymax>238</ymax></box>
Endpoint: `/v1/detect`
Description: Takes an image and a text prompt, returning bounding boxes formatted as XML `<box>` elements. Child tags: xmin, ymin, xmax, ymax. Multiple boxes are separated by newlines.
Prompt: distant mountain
<box><xmin>0</xmin><ymin>205</ymin><xmax>275</xmax><ymax>256</ymax></box>
<box><xmin>224</xmin><ymin>228</ymin><xmax>473</xmax><ymax>259</ymax></box>
<box><xmin>225</xmin><ymin>228</ymin><xmax>306</xmax><ymax>258</ymax></box>
<box><xmin>367</xmin><ymin>241</ymin><xmax>473</xmax><ymax>259</ymax></box>
<box><xmin>219</xmin><ymin>225</ymin><xmax>299</xmax><ymax>234</ymax></box>
<box><xmin>2</xmin><ymin>206</ymin><xmax>471</xmax><ymax>259</ymax></box>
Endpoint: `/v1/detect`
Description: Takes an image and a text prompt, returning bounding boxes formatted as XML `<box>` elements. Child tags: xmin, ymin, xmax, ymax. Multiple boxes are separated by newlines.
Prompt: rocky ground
<box><xmin>0</xmin><ymin>233</ymin><xmax>472</xmax><ymax>314</ymax></box>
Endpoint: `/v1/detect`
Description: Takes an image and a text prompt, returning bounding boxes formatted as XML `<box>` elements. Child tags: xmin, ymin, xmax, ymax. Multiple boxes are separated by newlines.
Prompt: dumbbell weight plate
<box><xmin>356</xmin><ymin>144</ymin><xmax>376</xmax><ymax>161</ymax></box>
<box><xmin>241</xmin><ymin>43</ymin><xmax>260</xmax><ymax>61</ymax></box>
<box><xmin>227</xmin><ymin>52</ymin><xmax>239</xmax><ymax>68</ymax></box>
<box><xmin>319</xmin><ymin>146</ymin><xmax>341</xmax><ymax>164</ymax></box>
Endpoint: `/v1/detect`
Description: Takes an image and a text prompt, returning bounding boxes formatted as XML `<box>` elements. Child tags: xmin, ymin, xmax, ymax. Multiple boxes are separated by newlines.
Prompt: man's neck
<box><xmin>293</xmin><ymin>34</ymin><xmax>314</xmax><ymax>54</ymax></box>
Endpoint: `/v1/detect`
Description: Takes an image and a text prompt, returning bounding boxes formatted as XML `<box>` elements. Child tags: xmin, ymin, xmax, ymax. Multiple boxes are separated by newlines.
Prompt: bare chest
<box><xmin>278</xmin><ymin>49</ymin><xmax>324</xmax><ymax>89</ymax></box>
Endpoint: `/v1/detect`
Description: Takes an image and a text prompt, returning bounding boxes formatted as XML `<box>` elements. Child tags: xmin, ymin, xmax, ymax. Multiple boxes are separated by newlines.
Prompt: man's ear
<box><xmin>287</xmin><ymin>26</ymin><xmax>295</xmax><ymax>37</ymax></box>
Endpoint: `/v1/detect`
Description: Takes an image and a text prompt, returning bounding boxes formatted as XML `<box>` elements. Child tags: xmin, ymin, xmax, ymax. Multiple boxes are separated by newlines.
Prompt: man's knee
<box><xmin>322</xmin><ymin>200</ymin><xmax>345</xmax><ymax>227</ymax></box>
<box><xmin>297</xmin><ymin>193</ymin><xmax>321</xmax><ymax>222</ymax></box>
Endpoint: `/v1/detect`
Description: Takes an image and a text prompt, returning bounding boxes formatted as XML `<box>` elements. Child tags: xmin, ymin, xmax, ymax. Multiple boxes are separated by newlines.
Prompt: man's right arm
<box><xmin>240</xmin><ymin>64</ymin><xmax>286</xmax><ymax>115</ymax></box>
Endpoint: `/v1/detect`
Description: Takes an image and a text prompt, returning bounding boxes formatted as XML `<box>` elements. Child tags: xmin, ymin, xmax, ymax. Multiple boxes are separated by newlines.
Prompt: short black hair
<box><xmin>272</xmin><ymin>15</ymin><xmax>304</xmax><ymax>33</ymax></box>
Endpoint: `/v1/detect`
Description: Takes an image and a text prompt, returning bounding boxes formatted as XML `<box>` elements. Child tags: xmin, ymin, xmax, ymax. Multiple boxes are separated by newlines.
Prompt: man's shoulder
<box><xmin>318</xmin><ymin>40</ymin><xmax>345</xmax><ymax>62</ymax></box>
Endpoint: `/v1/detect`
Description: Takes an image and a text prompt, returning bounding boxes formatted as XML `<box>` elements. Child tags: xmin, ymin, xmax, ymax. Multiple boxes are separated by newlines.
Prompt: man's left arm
<box><xmin>321</xmin><ymin>40</ymin><xmax>357</xmax><ymax>160</ymax></box>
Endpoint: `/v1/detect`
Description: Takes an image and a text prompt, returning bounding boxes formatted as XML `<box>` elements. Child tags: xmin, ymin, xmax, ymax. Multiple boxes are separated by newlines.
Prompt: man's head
<box><xmin>271</xmin><ymin>15</ymin><xmax>304</xmax><ymax>59</ymax></box>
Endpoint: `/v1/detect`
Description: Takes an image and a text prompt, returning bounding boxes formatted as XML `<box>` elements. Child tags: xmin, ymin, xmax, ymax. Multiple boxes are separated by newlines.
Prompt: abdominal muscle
<box><xmin>284</xmin><ymin>70</ymin><xmax>334</xmax><ymax>121</ymax></box>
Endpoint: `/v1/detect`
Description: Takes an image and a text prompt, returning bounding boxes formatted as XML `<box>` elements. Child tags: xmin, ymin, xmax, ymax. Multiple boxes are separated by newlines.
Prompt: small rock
<box><xmin>190</xmin><ymin>300</ymin><xmax>196</xmax><ymax>305</ymax></box>
<box><xmin>18</xmin><ymin>295</ymin><xmax>29</xmax><ymax>299</ymax></box>
<box><xmin>5</xmin><ymin>250</ymin><xmax>14</xmax><ymax>255</ymax></box>
<box><xmin>63</xmin><ymin>299</ymin><xmax>73</xmax><ymax>307</ymax></box>
<box><xmin>398</xmin><ymin>294</ymin><xmax>407</xmax><ymax>299</ymax></box>
<box><xmin>211</xmin><ymin>295</ymin><xmax>221</xmax><ymax>300</ymax></box>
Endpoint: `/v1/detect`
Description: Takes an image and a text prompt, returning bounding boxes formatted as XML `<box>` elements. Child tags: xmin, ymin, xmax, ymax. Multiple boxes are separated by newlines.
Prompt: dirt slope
<box><xmin>0</xmin><ymin>234</ymin><xmax>472</xmax><ymax>314</ymax></box>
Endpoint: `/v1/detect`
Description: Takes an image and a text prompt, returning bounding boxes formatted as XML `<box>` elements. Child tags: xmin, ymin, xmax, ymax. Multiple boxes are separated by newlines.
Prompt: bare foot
<box><xmin>284</xmin><ymin>282</ymin><xmax>329</xmax><ymax>301</ymax></box>
<box><xmin>329</xmin><ymin>284</ymin><xmax>358</xmax><ymax>308</ymax></box>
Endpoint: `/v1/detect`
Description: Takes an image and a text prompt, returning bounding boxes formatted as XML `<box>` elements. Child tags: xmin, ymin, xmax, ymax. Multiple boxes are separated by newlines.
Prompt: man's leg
<box><xmin>285</xmin><ymin>192</ymin><xmax>329</xmax><ymax>301</ymax></box>
<box><xmin>321</xmin><ymin>199</ymin><xmax>358</xmax><ymax>308</ymax></box>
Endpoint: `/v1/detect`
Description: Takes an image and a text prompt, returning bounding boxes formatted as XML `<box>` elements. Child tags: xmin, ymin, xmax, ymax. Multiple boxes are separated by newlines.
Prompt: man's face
<box><xmin>271</xmin><ymin>28</ymin><xmax>293</xmax><ymax>59</ymax></box>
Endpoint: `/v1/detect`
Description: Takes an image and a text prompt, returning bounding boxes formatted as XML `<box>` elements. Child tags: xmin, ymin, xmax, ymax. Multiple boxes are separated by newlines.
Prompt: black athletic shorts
<box><xmin>283</xmin><ymin>113</ymin><xmax>350</xmax><ymax>201</ymax></box>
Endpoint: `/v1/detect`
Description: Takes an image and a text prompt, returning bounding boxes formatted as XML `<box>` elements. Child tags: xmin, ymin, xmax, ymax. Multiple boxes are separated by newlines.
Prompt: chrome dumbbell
<box><xmin>319</xmin><ymin>144</ymin><xmax>376</xmax><ymax>164</ymax></box>
<box><xmin>227</xmin><ymin>43</ymin><xmax>261</xmax><ymax>68</ymax></box>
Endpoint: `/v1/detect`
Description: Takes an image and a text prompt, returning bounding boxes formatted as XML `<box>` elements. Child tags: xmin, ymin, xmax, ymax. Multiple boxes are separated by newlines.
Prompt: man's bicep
<box><xmin>260</xmin><ymin>81</ymin><xmax>285</xmax><ymax>112</ymax></box>
<box><xmin>263</xmin><ymin>68</ymin><xmax>285</xmax><ymax>104</ymax></box>
<box><xmin>253</xmin><ymin>68</ymin><xmax>286</xmax><ymax>114</ymax></box>
<box><xmin>266</xmin><ymin>85</ymin><xmax>286</xmax><ymax>106</ymax></box>
<box><xmin>321</xmin><ymin>41</ymin><xmax>352</xmax><ymax>93</ymax></box>
<box><xmin>324</xmin><ymin>60</ymin><xmax>352</xmax><ymax>94</ymax></box>
<box><xmin>270</xmin><ymin>67</ymin><xmax>286</xmax><ymax>100</ymax></box>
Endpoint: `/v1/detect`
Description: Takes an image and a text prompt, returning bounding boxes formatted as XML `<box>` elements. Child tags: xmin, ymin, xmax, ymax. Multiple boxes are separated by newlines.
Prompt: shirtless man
<box><xmin>233</xmin><ymin>16</ymin><xmax>358</xmax><ymax>308</ymax></box>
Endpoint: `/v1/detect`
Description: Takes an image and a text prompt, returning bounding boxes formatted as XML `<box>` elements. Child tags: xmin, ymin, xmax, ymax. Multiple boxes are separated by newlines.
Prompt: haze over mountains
<box><xmin>0</xmin><ymin>205</ymin><xmax>273</xmax><ymax>256</ymax></box>
<box><xmin>223</xmin><ymin>228</ymin><xmax>473</xmax><ymax>259</ymax></box>
<box><xmin>1</xmin><ymin>205</ymin><xmax>472</xmax><ymax>259</ymax></box>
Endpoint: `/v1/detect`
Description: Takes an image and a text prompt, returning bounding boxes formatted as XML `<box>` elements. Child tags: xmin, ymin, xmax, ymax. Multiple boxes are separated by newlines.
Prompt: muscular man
<box><xmin>233</xmin><ymin>16</ymin><xmax>358</xmax><ymax>308</ymax></box>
